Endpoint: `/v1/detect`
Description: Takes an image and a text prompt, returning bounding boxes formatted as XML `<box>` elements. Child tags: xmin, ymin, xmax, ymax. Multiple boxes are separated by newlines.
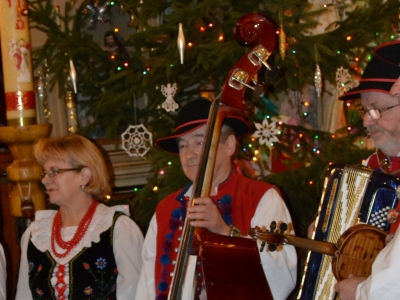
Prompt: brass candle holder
<box><xmin>0</xmin><ymin>124</ymin><xmax>52</xmax><ymax>216</ymax></box>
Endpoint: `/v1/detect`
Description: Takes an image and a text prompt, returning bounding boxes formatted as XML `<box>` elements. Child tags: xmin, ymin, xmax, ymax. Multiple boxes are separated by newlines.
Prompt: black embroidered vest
<box><xmin>27</xmin><ymin>212</ymin><xmax>124</xmax><ymax>300</ymax></box>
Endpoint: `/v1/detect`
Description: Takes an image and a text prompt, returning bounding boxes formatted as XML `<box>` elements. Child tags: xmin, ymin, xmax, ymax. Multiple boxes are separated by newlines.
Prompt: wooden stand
<box><xmin>0</xmin><ymin>124</ymin><xmax>52</xmax><ymax>216</ymax></box>
<box><xmin>0</xmin><ymin>124</ymin><xmax>51</xmax><ymax>299</ymax></box>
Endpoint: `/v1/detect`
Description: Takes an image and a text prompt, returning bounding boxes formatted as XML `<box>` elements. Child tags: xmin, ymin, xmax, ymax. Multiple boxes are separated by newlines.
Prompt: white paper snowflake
<box><xmin>161</xmin><ymin>83</ymin><xmax>179</xmax><ymax>112</ymax></box>
<box><xmin>121</xmin><ymin>124</ymin><xmax>153</xmax><ymax>157</ymax></box>
<box><xmin>336</xmin><ymin>66</ymin><xmax>354</xmax><ymax>96</ymax></box>
<box><xmin>253</xmin><ymin>118</ymin><xmax>280</xmax><ymax>146</ymax></box>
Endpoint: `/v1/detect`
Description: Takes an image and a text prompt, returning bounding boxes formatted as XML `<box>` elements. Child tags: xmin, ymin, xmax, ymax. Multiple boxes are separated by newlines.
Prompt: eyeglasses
<box><xmin>358</xmin><ymin>103</ymin><xmax>400</xmax><ymax>120</ymax></box>
<box><xmin>40</xmin><ymin>168</ymin><xmax>81</xmax><ymax>180</ymax></box>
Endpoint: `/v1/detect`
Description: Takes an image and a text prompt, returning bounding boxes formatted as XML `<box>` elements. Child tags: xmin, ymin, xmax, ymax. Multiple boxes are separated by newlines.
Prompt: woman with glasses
<box><xmin>15</xmin><ymin>135</ymin><xmax>144</xmax><ymax>299</ymax></box>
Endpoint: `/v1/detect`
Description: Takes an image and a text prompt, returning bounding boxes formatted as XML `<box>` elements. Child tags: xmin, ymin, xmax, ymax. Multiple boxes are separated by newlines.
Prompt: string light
<box><xmin>346</xmin><ymin>36</ymin><xmax>352</xmax><ymax>41</ymax></box>
<box><xmin>200</xmin><ymin>26</ymin><xmax>206</xmax><ymax>32</ymax></box>
<box><xmin>158</xmin><ymin>169</ymin><xmax>165</xmax><ymax>175</ymax></box>
<box><xmin>188</xmin><ymin>42</ymin><xmax>193</xmax><ymax>47</ymax></box>
<box><xmin>168</xmin><ymin>161</ymin><xmax>172</xmax><ymax>166</ymax></box>
<box><xmin>218</xmin><ymin>35</ymin><xmax>224</xmax><ymax>41</ymax></box>
<box><xmin>114</xmin><ymin>27</ymin><xmax>119</xmax><ymax>33</ymax></box>
<box><xmin>208</xmin><ymin>23</ymin><xmax>213</xmax><ymax>27</ymax></box>
<box><xmin>152</xmin><ymin>186</ymin><xmax>158</xmax><ymax>192</ymax></box>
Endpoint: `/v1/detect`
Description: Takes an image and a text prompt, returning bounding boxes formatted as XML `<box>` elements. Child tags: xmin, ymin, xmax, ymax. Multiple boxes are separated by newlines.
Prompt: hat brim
<box><xmin>156</xmin><ymin>116</ymin><xmax>250</xmax><ymax>153</ymax></box>
<box><xmin>338</xmin><ymin>81</ymin><xmax>394</xmax><ymax>100</ymax></box>
<box><xmin>375</xmin><ymin>41</ymin><xmax>400</xmax><ymax>66</ymax></box>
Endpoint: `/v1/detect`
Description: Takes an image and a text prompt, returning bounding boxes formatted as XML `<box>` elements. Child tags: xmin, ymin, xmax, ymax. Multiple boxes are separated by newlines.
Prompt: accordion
<box><xmin>297</xmin><ymin>164</ymin><xmax>400</xmax><ymax>300</ymax></box>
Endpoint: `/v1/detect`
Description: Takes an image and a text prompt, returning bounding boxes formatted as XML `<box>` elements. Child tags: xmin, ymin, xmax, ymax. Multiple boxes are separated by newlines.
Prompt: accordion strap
<box><xmin>377</xmin><ymin>149</ymin><xmax>392</xmax><ymax>174</ymax></box>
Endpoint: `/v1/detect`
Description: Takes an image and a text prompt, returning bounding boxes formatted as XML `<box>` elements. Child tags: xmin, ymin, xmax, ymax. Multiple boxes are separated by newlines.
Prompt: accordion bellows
<box><xmin>298</xmin><ymin>164</ymin><xmax>400</xmax><ymax>300</ymax></box>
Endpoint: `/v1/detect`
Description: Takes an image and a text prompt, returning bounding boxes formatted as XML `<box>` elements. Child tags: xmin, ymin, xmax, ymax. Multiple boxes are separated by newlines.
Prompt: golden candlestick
<box><xmin>0</xmin><ymin>124</ymin><xmax>52</xmax><ymax>216</ymax></box>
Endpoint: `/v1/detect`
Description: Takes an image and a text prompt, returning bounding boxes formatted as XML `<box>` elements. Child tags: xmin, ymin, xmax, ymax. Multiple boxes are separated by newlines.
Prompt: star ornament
<box><xmin>253</xmin><ymin>118</ymin><xmax>280</xmax><ymax>146</ymax></box>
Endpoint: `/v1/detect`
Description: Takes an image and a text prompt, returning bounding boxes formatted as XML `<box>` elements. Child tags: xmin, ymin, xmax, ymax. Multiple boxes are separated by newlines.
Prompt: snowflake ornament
<box><xmin>253</xmin><ymin>118</ymin><xmax>280</xmax><ymax>146</ymax></box>
<box><xmin>121</xmin><ymin>124</ymin><xmax>153</xmax><ymax>157</ymax></box>
<box><xmin>336</xmin><ymin>66</ymin><xmax>354</xmax><ymax>96</ymax></box>
<box><xmin>161</xmin><ymin>83</ymin><xmax>179</xmax><ymax>112</ymax></box>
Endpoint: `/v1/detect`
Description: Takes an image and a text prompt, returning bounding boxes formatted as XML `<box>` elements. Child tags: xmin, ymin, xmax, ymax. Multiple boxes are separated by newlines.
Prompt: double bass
<box><xmin>167</xmin><ymin>13</ymin><xmax>278</xmax><ymax>300</ymax></box>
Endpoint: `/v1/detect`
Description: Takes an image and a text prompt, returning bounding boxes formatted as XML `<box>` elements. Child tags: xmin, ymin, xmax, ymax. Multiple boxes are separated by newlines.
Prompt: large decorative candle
<box><xmin>0</xmin><ymin>0</ymin><xmax>36</xmax><ymax>126</ymax></box>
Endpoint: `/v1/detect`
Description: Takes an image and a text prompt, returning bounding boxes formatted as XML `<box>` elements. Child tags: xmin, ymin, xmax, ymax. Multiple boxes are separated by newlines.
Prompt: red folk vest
<box><xmin>153</xmin><ymin>169</ymin><xmax>277</xmax><ymax>299</ymax></box>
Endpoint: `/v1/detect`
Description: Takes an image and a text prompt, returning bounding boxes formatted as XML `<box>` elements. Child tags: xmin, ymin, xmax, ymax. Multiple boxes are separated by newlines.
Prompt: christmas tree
<box><xmin>28</xmin><ymin>0</ymin><xmax>400</xmax><ymax>234</ymax></box>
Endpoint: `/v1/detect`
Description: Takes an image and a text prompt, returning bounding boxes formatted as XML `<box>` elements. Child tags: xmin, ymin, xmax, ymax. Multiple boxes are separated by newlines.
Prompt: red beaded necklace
<box><xmin>51</xmin><ymin>199</ymin><xmax>99</xmax><ymax>258</ymax></box>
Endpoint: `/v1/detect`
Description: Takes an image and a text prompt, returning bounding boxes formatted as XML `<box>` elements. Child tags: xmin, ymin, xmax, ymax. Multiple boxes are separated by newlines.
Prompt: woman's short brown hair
<box><xmin>34</xmin><ymin>135</ymin><xmax>111</xmax><ymax>200</ymax></box>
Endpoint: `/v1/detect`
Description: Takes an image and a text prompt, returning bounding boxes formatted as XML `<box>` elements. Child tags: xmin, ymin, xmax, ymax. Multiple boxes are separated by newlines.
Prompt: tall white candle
<box><xmin>0</xmin><ymin>0</ymin><xmax>36</xmax><ymax>126</ymax></box>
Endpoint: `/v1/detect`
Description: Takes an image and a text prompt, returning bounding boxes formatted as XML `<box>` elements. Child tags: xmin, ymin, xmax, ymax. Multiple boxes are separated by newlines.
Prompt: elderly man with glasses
<box><xmin>335</xmin><ymin>53</ymin><xmax>400</xmax><ymax>300</ymax></box>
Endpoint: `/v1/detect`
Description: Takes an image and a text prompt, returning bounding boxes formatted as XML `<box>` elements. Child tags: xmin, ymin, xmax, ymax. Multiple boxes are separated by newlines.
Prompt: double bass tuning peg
<box><xmin>279</xmin><ymin>222</ymin><xmax>288</xmax><ymax>233</ymax></box>
<box><xmin>269</xmin><ymin>221</ymin><xmax>277</xmax><ymax>232</ymax></box>
<box><xmin>260</xmin><ymin>221</ymin><xmax>288</xmax><ymax>253</ymax></box>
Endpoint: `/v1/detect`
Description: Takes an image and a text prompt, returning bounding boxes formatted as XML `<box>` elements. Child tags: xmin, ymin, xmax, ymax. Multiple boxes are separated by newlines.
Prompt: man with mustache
<box><xmin>134</xmin><ymin>98</ymin><xmax>297</xmax><ymax>300</ymax></box>
<box><xmin>335</xmin><ymin>47</ymin><xmax>400</xmax><ymax>300</ymax></box>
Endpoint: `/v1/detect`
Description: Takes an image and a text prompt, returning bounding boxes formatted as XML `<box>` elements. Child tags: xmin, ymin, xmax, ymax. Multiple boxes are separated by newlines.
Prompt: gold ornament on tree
<box><xmin>314</xmin><ymin>46</ymin><xmax>324</xmax><ymax>128</ymax></box>
<box><xmin>65</xmin><ymin>91</ymin><xmax>79</xmax><ymax>135</ymax></box>
<box><xmin>177</xmin><ymin>23</ymin><xmax>185</xmax><ymax>64</ymax></box>
<box><xmin>36</xmin><ymin>62</ymin><xmax>51</xmax><ymax>122</ymax></box>
<box><xmin>314</xmin><ymin>63</ymin><xmax>322</xmax><ymax>98</ymax></box>
<box><xmin>279</xmin><ymin>12</ymin><xmax>286</xmax><ymax>60</ymax></box>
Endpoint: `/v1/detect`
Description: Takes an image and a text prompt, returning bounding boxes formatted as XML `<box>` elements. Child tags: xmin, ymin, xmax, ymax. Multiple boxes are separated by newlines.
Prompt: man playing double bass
<box><xmin>134</xmin><ymin>98</ymin><xmax>297</xmax><ymax>300</ymax></box>
<box><xmin>335</xmin><ymin>45</ymin><xmax>400</xmax><ymax>300</ymax></box>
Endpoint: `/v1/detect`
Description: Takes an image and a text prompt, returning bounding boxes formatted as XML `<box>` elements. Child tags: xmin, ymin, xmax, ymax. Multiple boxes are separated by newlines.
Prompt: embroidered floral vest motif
<box><xmin>27</xmin><ymin>212</ymin><xmax>124</xmax><ymax>300</ymax></box>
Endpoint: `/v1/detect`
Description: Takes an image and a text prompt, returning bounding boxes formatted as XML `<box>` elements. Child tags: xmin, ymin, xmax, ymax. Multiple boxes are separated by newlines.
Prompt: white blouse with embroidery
<box><xmin>15</xmin><ymin>203</ymin><xmax>144</xmax><ymax>300</ymax></box>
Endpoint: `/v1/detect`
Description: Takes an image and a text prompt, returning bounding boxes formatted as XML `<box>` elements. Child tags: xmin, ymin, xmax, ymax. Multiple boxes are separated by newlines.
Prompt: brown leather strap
<box><xmin>377</xmin><ymin>149</ymin><xmax>391</xmax><ymax>173</ymax></box>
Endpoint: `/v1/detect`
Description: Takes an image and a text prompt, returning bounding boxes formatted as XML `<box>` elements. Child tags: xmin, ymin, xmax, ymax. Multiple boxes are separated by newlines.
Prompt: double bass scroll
<box><xmin>168</xmin><ymin>13</ymin><xmax>277</xmax><ymax>300</ymax></box>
